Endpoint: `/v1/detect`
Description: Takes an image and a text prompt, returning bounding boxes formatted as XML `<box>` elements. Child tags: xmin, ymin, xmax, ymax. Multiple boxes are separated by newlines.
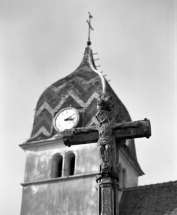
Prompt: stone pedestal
<box><xmin>97</xmin><ymin>175</ymin><xmax>119</xmax><ymax>215</ymax></box>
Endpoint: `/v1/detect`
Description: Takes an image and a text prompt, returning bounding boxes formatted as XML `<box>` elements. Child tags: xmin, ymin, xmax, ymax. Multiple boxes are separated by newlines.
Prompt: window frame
<box><xmin>51</xmin><ymin>153</ymin><xmax>63</xmax><ymax>178</ymax></box>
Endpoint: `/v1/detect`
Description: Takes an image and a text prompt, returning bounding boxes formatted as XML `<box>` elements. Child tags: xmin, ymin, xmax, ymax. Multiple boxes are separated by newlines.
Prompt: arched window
<box><xmin>122</xmin><ymin>168</ymin><xmax>127</xmax><ymax>188</ymax></box>
<box><xmin>64</xmin><ymin>152</ymin><xmax>76</xmax><ymax>176</ymax></box>
<box><xmin>51</xmin><ymin>154</ymin><xmax>63</xmax><ymax>178</ymax></box>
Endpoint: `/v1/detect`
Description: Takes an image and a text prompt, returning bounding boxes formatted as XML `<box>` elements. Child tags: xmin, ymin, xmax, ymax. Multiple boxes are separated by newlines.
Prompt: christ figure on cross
<box><xmin>64</xmin><ymin>92</ymin><xmax>149</xmax><ymax>177</ymax></box>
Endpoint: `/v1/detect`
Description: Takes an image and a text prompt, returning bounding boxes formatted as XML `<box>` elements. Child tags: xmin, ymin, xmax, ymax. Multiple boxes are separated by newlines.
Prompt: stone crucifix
<box><xmin>63</xmin><ymin>92</ymin><xmax>151</xmax><ymax>215</ymax></box>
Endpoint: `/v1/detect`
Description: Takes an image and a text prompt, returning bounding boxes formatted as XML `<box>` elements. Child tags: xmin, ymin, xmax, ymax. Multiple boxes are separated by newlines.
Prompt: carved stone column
<box><xmin>96</xmin><ymin>136</ymin><xmax>120</xmax><ymax>215</ymax></box>
<box><xmin>98</xmin><ymin>175</ymin><xmax>119</xmax><ymax>215</ymax></box>
<box><xmin>95</xmin><ymin>93</ymin><xmax>119</xmax><ymax>215</ymax></box>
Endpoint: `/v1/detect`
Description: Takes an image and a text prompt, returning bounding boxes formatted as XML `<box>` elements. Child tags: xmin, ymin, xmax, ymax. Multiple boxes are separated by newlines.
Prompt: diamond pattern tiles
<box><xmin>27</xmin><ymin>47</ymin><xmax>132</xmax><ymax>148</ymax></box>
<box><xmin>28</xmin><ymin>64</ymin><xmax>102</xmax><ymax>142</ymax></box>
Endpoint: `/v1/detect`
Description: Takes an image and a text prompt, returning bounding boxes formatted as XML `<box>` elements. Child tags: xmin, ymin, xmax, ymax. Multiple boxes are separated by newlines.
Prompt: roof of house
<box><xmin>120</xmin><ymin>180</ymin><xmax>177</xmax><ymax>215</ymax></box>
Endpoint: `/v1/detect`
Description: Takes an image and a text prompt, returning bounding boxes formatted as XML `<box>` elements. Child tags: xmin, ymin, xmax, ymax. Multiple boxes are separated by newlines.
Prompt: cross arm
<box><xmin>63</xmin><ymin>126</ymin><xmax>97</xmax><ymax>147</ymax></box>
<box><xmin>113</xmin><ymin>118</ymin><xmax>151</xmax><ymax>140</ymax></box>
<box><xmin>64</xmin><ymin>126</ymin><xmax>97</xmax><ymax>135</ymax></box>
<box><xmin>112</xmin><ymin>120</ymin><xmax>141</xmax><ymax>129</ymax></box>
<box><xmin>63</xmin><ymin>119</ymin><xmax>151</xmax><ymax>147</ymax></box>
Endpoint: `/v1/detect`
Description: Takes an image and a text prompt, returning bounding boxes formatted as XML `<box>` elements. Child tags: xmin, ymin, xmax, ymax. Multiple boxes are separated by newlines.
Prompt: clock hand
<box><xmin>64</xmin><ymin>113</ymin><xmax>76</xmax><ymax>121</ymax></box>
<box><xmin>64</xmin><ymin>117</ymin><xmax>74</xmax><ymax>121</ymax></box>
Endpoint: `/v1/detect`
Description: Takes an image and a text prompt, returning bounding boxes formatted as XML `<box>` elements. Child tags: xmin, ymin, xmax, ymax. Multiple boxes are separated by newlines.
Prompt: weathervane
<box><xmin>86</xmin><ymin>12</ymin><xmax>93</xmax><ymax>46</ymax></box>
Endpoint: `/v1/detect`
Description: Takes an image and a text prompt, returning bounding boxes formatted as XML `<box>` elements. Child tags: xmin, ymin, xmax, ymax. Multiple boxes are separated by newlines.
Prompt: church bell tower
<box><xmin>20</xmin><ymin>19</ymin><xmax>144</xmax><ymax>214</ymax></box>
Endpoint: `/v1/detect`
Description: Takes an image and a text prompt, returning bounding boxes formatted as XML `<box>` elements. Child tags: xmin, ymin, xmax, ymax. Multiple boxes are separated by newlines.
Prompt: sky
<box><xmin>0</xmin><ymin>0</ymin><xmax>177</xmax><ymax>214</ymax></box>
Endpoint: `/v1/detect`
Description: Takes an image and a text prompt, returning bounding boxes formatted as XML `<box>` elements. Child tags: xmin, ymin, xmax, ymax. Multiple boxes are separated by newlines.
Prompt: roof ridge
<box><xmin>123</xmin><ymin>180</ymin><xmax>177</xmax><ymax>191</ymax></box>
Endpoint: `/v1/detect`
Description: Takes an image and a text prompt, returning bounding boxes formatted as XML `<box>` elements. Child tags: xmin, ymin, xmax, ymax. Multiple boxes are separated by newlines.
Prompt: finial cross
<box><xmin>86</xmin><ymin>12</ymin><xmax>94</xmax><ymax>46</ymax></box>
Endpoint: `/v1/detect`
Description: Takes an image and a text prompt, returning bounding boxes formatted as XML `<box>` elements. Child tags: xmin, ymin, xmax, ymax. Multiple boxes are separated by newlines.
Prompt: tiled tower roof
<box><xmin>26</xmin><ymin>46</ymin><xmax>137</xmax><ymax>161</ymax></box>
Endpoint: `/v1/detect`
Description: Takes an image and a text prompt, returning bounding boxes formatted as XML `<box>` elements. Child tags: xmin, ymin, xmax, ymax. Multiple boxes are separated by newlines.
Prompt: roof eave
<box><xmin>120</xmin><ymin>147</ymin><xmax>144</xmax><ymax>176</ymax></box>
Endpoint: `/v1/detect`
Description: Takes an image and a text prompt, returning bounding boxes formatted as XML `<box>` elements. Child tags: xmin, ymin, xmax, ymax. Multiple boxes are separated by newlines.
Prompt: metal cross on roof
<box><xmin>86</xmin><ymin>12</ymin><xmax>94</xmax><ymax>46</ymax></box>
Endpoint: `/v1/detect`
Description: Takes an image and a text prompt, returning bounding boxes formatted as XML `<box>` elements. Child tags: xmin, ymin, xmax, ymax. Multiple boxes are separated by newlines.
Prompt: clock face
<box><xmin>54</xmin><ymin>107</ymin><xmax>79</xmax><ymax>132</ymax></box>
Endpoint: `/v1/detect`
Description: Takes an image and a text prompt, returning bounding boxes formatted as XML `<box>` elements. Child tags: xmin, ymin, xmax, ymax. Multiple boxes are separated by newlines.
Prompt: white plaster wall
<box><xmin>24</xmin><ymin>138</ymin><xmax>140</xmax><ymax>187</ymax></box>
<box><xmin>24</xmin><ymin>138</ymin><xmax>99</xmax><ymax>183</ymax></box>
<box><xmin>21</xmin><ymin>175</ymin><xmax>98</xmax><ymax>215</ymax></box>
<box><xmin>119</xmin><ymin>151</ymin><xmax>139</xmax><ymax>188</ymax></box>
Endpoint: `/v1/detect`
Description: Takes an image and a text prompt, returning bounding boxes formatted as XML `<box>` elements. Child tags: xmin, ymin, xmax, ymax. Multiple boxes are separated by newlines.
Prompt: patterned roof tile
<box><xmin>120</xmin><ymin>181</ymin><xmax>177</xmax><ymax>215</ymax></box>
<box><xmin>25</xmin><ymin>46</ymin><xmax>138</xmax><ymax>165</ymax></box>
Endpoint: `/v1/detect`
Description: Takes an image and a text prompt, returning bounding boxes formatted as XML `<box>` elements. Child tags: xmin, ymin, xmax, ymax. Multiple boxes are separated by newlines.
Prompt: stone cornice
<box><xmin>19</xmin><ymin>135</ymin><xmax>63</xmax><ymax>151</ymax></box>
<box><xmin>21</xmin><ymin>172</ymin><xmax>98</xmax><ymax>187</ymax></box>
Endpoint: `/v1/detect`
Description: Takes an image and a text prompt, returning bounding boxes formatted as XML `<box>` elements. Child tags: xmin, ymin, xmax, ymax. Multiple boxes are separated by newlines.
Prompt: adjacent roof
<box><xmin>120</xmin><ymin>180</ymin><xmax>177</xmax><ymax>215</ymax></box>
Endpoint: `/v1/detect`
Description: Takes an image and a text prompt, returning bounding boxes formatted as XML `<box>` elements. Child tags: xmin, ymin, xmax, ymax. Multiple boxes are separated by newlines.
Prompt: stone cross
<box><xmin>63</xmin><ymin>92</ymin><xmax>151</xmax><ymax>215</ymax></box>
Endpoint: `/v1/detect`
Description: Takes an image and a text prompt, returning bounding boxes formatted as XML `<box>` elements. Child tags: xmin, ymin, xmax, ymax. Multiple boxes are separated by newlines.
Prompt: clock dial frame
<box><xmin>54</xmin><ymin>107</ymin><xmax>80</xmax><ymax>132</ymax></box>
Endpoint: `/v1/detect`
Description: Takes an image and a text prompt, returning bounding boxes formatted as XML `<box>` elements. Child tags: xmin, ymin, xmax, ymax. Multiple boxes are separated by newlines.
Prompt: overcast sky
<box><xmin>0</xmin><ymin>0</ymin><xmax>177</xmax><ymax>214</ymax></box>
